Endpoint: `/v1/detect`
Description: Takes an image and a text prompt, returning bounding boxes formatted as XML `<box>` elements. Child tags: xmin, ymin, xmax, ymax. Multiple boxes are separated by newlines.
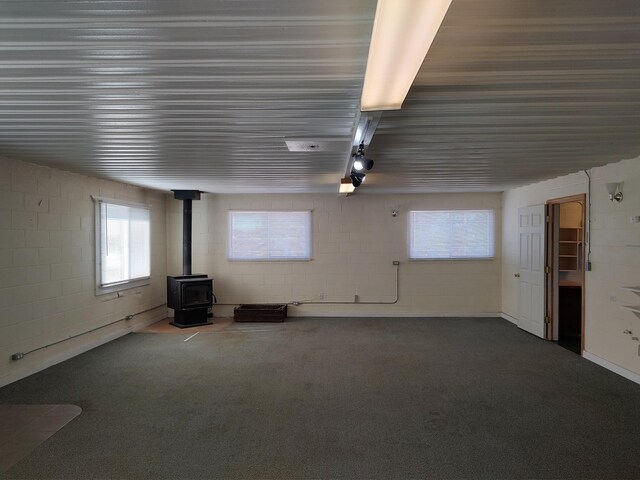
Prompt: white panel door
<box><xmin>517</xmin><ymin>205</ymin><xmax>546</xmax><ymax>338</ymax></box>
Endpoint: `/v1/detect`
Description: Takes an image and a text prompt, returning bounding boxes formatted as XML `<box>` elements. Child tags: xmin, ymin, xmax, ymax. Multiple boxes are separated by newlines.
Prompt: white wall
<box><xmin>167</xmin><ymin>192</ymin><xmax>502</xmax><ymax>317</ymax></box>
<box><xmin>0</xmin><ymin>156</ymin><xmax>167</xmax><ymax>387</ymax></box>
<box><xmin>4</xmin><ymin>152</ymin><xmax>637</xmax><ymax>384</ymax></box>
<box><xmin>502</xmin><ymin>156</ymin><xmax>640</xmax><ymax>375</ymax></box>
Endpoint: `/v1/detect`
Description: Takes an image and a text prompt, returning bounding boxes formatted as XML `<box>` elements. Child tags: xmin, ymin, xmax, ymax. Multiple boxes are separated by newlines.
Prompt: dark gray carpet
<box><xmin>1</xmin><ymin>317</ymin><xmax>639</xmax><ymax>480</ymax></box>
<box><xmin>0</xmin><ymin>404</ymin><xmax>81</xmax><ymax>473</ymax></box>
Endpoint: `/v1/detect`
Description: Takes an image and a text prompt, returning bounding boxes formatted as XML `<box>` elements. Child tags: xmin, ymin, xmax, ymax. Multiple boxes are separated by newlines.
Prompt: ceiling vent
<box><xmin>285</xmin><ymin>138</ymin><xmax>350</xmax><ymax>152</ymax></box>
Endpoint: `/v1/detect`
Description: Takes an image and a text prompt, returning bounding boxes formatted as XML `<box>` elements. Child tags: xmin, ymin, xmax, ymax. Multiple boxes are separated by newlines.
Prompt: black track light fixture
<box><xmin>347</xmin><ymin>143</ymin><xmax>373</xmax><ymax>189</ymax></box>
<box><xmin>352</xmin><ymin>142</ymin><xmax>374</xmax><ymax>172</ymax></box>
<box><xmin>353</xmin><ymin>156</ymin><xmax>374</xmax><ymax>171</ymax></box>
<box><xmin>350</xmin><ymin>170</ymin><xmax>366</xmax><ymax>188</ymax></box>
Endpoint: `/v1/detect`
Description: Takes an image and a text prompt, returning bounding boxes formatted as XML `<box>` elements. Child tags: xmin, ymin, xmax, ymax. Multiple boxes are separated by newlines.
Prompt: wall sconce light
<box><xmin>606</xmin><ymin>182</ymin><xmax>623</xmax><ymax>202</ymax></box>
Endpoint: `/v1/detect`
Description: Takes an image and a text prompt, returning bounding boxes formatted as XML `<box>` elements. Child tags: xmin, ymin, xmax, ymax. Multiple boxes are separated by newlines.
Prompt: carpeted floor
<box><xmin>0</xmin><ymin>404</ymin><xmax>81</xmax><ymax>473</ymax></box>
<box><xmin>0</xmin><ymin>316</ymin><xmax>639</xmax><ymax>479</ymax></box>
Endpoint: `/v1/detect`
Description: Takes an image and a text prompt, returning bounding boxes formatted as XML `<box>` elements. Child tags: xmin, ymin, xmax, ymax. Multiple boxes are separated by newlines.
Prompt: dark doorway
<box><xmin>546</xmin><ymin>195</ymin><xmax>586</xmax><ymax>355</ymax></box>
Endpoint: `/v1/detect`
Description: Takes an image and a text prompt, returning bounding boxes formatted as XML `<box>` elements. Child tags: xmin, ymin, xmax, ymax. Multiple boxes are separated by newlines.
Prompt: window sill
<box><xmin>96</xmin><ymin>277</ymin><xmax>150</xmax><ymax>296</ymax></box>
<box><xmin>227</xmin><ymin>258</ymin><xmax>312</xmax><ymax>262</ymax></box>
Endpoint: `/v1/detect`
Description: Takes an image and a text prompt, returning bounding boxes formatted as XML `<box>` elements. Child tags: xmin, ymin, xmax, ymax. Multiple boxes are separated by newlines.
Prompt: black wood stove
<box><xmin>167</xmin><ymin>190</ymin><xmax>213</xmax><ymax>328</ymax></box>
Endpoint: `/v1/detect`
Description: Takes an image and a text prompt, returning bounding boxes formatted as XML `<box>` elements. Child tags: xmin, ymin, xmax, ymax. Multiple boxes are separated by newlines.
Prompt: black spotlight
<box><xmin>352</xmin><ymin>143</ymin><xmax>374</xmax><ymax>171</ymax></box>
<box><xmin>353</xmin><ymin>155</ymin><xmax>374</xmax><ymax>171</ymax></box>
<box><xmin>350</xmin><ymin>170</ymin><xmax>366</xmax><ymax>187</ymax></box>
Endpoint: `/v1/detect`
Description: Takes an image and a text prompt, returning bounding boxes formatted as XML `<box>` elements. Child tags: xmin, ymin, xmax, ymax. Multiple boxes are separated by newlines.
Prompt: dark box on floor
<box><xmin>234</xmin><ymin>304</ymin><xmax>287</xmax><ymax>322</ymax></box>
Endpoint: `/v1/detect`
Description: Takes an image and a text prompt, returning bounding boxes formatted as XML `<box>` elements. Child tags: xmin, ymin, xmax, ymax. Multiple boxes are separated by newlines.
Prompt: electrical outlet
<box><xmin>610</xmin><ymin>295</ymin><xmax>617</xmax><ymax>302</ymax></box>
<box><xmin>319</xmin><ymin>292</ymin><xmax>325</xmax><ymax>300</ymax></box>
<box><xmin>392</xmin><ymin>260</ymin><xmax>400</xmax><ymax>265</ymax></box>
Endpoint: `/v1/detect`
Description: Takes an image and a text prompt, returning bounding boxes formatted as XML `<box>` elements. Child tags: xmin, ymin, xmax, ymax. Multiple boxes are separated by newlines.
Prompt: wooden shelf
<box><xmin>558</xmin><ymin>227</ymin><xmax>583</xmax><ymax>272</ymax></box>
<box><xmin>621</xmin><ymin>305</ymin><xmax>640</xmax><ymax>314</ymax></box>
<box><xmin>559</xmin><ymin>281</ymin><xmax>581</xmax><ymax>287</ymax></box>
<box><xmin>621</xmin><ymin>286</ymin><xmax>640</xmax><ymax>294</ymax></box>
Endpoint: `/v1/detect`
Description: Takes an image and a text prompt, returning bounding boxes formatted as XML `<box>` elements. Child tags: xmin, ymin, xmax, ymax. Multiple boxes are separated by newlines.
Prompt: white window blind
<box><xmin>409</xmin><ymin>210</ymin><xmax>494</xmax><ymax>259</ymax></box>
<box><xmin>228</xmin><ymin>211</ymin><xmax>312</xmax><ymax>260</ymax></box>
<box><xmin>97</xmin><ymin>200</ymin><xmax>151</xmax><ymax>290</ymax></box>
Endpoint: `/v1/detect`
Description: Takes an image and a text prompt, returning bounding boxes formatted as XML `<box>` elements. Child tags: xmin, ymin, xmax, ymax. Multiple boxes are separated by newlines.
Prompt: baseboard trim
<box><xmin>0</xmin><ymin>309</ymin><xmax>165</xmax><ymax>389</ymax></box>
<box><xmin>500</xmin><ymin>312</ymin><xmax>519</xmax><ymax>325</ymax></box>
<box><xmin>583</xmin><ymin>351</ymin><xmax>640</xmax><ymax>385</ymax></box>
<box><xmin>287</xmin><ymin>311</ymin><xmax>503</xmax><ymax>318</ymax></box>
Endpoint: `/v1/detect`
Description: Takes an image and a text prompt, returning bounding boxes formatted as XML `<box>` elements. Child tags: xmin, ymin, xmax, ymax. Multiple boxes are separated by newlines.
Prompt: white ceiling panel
<box><xmin>363</xmin><ymin>0</ymin><xmax>640</xmax><ymax>192</ymax></box>
<box><xmin>0</xmin><ymin>0</ymin><xmax>639</xmax><ymax>194</ymax></box>
<box><xmin>0</xmin><ymin>0</ymin><xmax>376</xmax><ymax>193</ymax></box>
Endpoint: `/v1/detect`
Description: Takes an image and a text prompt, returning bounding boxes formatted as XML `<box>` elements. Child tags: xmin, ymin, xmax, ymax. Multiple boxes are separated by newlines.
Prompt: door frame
<box><xmin>545</xmin><ymin>194</ymin><xmax>586</xmax><ymax>353</ymax></box>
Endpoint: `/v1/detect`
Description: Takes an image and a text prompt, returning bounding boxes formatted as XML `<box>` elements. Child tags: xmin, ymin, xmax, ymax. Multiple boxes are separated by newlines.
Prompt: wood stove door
<box><xmin>181</xmin><ymin>283</ymin><xmax>212</xmax><ymax>308</ymax></box>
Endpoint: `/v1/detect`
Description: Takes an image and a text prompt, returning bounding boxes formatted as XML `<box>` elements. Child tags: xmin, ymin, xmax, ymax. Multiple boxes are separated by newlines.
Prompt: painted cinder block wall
<box><xmin>0</xmin><ymin>156</ymin><xmax>167</xmax><ymax>387</ymax></box>
<box><xmin>4</xmin><ymin>151</ymin><xmax>637</xmax><ymax>386</ymax></box>
<box><xmin>166</xmin><ymin>192</ymin><xmax>503</xmax><ymax>317</ymax></box>
<box><xmin>502</xmin><ymin>156</ymin><xmax>640</xmax><ymax>376</ymax></box>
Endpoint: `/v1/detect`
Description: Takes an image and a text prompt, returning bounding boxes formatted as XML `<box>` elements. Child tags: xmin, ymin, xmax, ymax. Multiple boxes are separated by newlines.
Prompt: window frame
<box><xmin>227</xmin><ymin>210</ymin><xmax>313</xmax><ymax>261</ymax></box>
<box><xmin>408</xmin><ymin>209</ymin><xmax>495</xmax><ymax>261</ymax></box>
<box><xmin>93</xmin><ymin>196</ymin><xmax>152</xmax><ymax>295</ymax></box>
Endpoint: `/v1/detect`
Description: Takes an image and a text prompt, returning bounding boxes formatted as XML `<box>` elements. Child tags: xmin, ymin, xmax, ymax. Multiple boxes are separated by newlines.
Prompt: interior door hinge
<box><xmin>545</xmin><ymin>266</ymin><xmax>550</xmax><ymax>274</ymax></box>
<box><xmin>546</xmin><ymin>215</ymin><xmax>551</xmax><ymax>223</ymax></box>
<box><xmin>544</xmin><ymin>316</ymin><xmax>551</xmax><ymax>324</ymax></box>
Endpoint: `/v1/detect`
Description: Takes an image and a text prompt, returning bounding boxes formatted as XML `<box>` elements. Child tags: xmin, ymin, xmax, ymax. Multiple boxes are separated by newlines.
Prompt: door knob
<box><xmin>514</xmin><ymin>273</ymin><xmax>520</xmax><ymax>278</ymax></box>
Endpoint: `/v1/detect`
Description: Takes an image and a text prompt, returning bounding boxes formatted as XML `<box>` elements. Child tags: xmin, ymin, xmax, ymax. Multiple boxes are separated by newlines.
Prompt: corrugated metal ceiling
<box><xmin>367</xmin><ymin>0</ymin><xmax>640</xmax><ymax>192</ymax></box>
<box><xmin>0</xmin><ymin>0</ymin><xmax>639</xmax><ymax>193</ymax></box>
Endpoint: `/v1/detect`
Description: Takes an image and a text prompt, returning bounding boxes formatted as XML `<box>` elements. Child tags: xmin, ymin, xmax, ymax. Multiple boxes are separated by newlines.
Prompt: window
<box><xmin>94</xmin><ymin>198</ymin><xmax>151</xmax><ymax>294</ymax></box>
<box><xmin>409</xmin><ymin>210</ymin><xmax>494</xmax><ymax>259</ymax></box>
<box><xmin>228</xmin><ymin>211</ymin><xmax>312</xmax><ymax>261</ymax></box>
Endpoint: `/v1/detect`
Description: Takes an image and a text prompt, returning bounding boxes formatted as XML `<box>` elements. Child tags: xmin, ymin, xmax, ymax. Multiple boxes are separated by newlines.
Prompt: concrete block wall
<box><xmin>0</xmin><ymin>156</ymin><xmax>167</xmax><ymax>387</ymax></box>
<box><xmin>167</xmin><ymin>192</ymin><xmax>502</xmax><ymax>317</ymax></box>
<box><xmin>502</xmin><ymin>155</ymin><xmax>640</xmax><ymax>376</ymax></box>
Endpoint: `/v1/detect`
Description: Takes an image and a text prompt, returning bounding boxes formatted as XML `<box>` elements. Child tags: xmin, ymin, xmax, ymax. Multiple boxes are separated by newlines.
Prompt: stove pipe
<box><xmin>172</xmin><ymin>190</ymin><xmax>201</xmax><ymax>276</ymax></box>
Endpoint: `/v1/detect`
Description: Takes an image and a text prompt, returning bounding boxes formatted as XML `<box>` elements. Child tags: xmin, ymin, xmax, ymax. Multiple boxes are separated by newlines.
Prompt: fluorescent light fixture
<box><xmin>339</xmin><ymin>177</ymin><xmax>356</xmax><ymax>195</ymax></box>
<box><xmin>361</xmin><ymin>0</ymin><xmax>452</xmax><ymax>111</ymax></box>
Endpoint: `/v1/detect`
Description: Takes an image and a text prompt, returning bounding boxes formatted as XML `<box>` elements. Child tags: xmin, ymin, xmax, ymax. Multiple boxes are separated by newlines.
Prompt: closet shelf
<box><xmin>559</xmin><ymin>281</ymin><xmax>581</xmax><ymax>287</ymax></box>
<box><xmin>621</xmin><ymin>305</ymin><xmax>640</xmax><ymax>314</ymax></box>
